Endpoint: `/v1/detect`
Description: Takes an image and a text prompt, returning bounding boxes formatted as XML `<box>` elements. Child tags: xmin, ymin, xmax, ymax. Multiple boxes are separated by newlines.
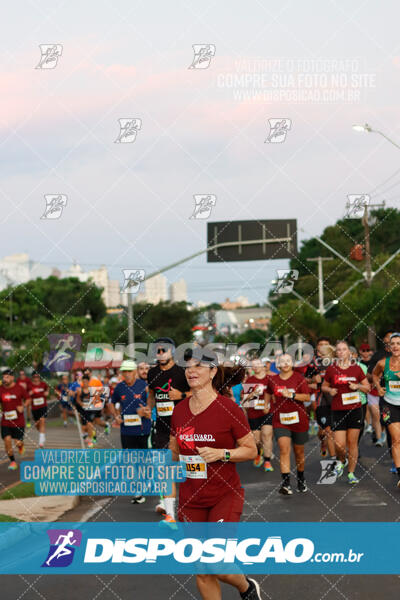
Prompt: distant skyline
<box><xmin>2</xmin><ymin>1</ymin><xmax>400</xmax><ymax>305</ymax></box>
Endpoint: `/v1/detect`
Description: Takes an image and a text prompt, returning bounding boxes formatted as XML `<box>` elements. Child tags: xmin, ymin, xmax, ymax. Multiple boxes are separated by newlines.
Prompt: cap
<box><xmin>154</xmin><ymin>337</ymin><xmax>175</xmax><ymax>348</ymax></box>
<box><xmin>119</xmin><ymin>360</ymin><xmax>138</xmax><ymax>371</ymax></box>
<box><xmin>359</xmin><ymin>343</ymin><xmax>371</xmax><ymax>351</ymax></box>
<box><xmin>2</xmin><ymin>368</ymin><xmax>14</xmax><ymax>376</ymax></box>
<box><xmin>183</xmin><ymin>347</ymin><xmax>219</xmax><ymax>367</ymax></box>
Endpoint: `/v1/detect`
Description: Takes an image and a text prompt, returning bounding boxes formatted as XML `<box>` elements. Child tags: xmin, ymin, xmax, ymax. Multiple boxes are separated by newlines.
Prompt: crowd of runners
<box><xmin>1</xmin><ymin>332</ymin><xmax>400</xmax><ymax>597</ymax></box>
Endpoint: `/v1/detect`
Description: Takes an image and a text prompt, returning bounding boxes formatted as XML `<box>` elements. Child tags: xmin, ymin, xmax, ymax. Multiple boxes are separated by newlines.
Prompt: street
<box><xmin>0</xmin><ymin>428</ymin><xmax>399</xmax><ymax>599</ymax></box>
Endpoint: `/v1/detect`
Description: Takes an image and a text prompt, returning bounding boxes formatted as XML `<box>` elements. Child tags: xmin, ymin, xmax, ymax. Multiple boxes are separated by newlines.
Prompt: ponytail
<box><xmin>212</xmin><ymin>365</ymin><xmax>246</xmax><ymax>396</ymax></box>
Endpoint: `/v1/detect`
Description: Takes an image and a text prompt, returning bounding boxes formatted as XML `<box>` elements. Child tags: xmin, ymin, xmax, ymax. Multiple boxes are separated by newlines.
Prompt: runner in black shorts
<box><xmin>28</xmin><ymin>371</ymin><xmax>49</xmax><ymax>448</ymax></box>
<box><xmin>147</xmin><ymin>337</ymin><xmax>190</xmax><ymax>524</ymax></box>
<box><xmin>242</xmin><ymin>358</ymin><xmax>274</xmax><ymax>472</ymax></box>
<box><xmin>322</xmin><ymin>341</ymin><xmax>370</xmax><ymax>484</ymax></box>
<box><xmin>0</xmin><ymin>369</ymin><xmax>27</xmax><ymax>470</ymax></box>
<box><xmin>75</xmin><ymin>375</ymin><xmax>96</xmax><ymax>448</ymax></box>
<box><xmin>313</xmin><ymin>344</ymin><xmax>336</xmax><ymax>459</ymax></box>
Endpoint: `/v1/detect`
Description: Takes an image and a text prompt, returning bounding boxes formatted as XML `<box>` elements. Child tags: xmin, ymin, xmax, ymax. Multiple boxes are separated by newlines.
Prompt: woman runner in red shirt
<box><xmin>265</xmin><ymin>353</ymin><xmax>311</xmax><ymax>495</ymax></box>
<box><xmin>170</xmin><ymin>347</ymin><xmax>261</xmax><ymax>600</ymax></box>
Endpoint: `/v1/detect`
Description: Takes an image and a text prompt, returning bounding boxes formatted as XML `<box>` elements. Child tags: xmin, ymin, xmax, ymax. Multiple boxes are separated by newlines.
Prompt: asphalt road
<box><xmin>1</xmin><ymin>429</ymin><xmax>399</xmax><ymax>599</ymax></box>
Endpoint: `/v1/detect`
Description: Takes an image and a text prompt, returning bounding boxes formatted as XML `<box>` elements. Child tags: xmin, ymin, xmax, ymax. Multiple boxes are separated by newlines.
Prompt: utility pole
<box><xmin>306</xmin><ymin>257</ymin><xmax>333</xmax><ymax>314</ymax></box>
<box><xmin>362</xmin><ymin>202</ymin><xmax>384</xmax><ymax>350</ymax></box>
<box><xmin>127</xmin><ymin>290</ymin><xmax>134</xmax><ymax>349</ymax></box>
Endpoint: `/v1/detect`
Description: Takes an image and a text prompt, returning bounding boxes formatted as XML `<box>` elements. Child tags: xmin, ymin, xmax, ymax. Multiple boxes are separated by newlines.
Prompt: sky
<box><xmin>1</xmin><ymin>0</ymin><xmax>400</xmax><ymax>305</ymax></box>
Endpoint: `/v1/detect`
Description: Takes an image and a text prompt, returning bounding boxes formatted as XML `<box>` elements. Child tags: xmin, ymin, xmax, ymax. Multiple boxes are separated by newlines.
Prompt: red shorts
<box><xmin>178</xmin><ymin>488</ymin><xmax>244</xmax><ymax>522</ymax></box>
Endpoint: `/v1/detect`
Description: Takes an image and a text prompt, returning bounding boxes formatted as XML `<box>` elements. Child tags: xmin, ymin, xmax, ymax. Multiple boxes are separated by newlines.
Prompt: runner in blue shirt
<box><xmin>110</xmin><ymin>360</ymin><xmax>151</xmax><ymax>504</ymax></box>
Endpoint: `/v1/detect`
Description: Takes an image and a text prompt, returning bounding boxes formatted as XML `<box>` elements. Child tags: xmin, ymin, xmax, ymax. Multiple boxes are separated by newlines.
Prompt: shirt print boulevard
<box><xmin>176</xmin><ymin>426</ymin><xmax>216</xmax><ymax>451</ymax></box>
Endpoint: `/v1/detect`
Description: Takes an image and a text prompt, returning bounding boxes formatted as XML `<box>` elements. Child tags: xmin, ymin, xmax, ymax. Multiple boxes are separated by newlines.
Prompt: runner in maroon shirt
<box><xmin>265</xmin><ymin>353</ymin><xmax>311</xmax><ymax>495</ymax></box>
<box><xmin>170</xmin><ymin>347</ymin><xmax>261</xmax><ymax>600</ymax></box>
<box><xmin>242</xmin><ymin>358</ymin><xmax>274</xmax><ymax>472</ymax></box>
<box><xmin>16</xmin><ymin>369</ymin><xmax>32</xmax><ymax>429</ymax></box>
<box><xmin>0</xmin><ymin>369</ymin><xmax>27</xmax><ymax>470</ymax></box>
<box><xmin>322</xmin><ymin>341</ymin><xmax>370</xmax><ymax>484</ymax></box>
<box><xmin>28</xmin><ymin>371</ymin><xmax>49</xmax><ymax>448</ymax></box>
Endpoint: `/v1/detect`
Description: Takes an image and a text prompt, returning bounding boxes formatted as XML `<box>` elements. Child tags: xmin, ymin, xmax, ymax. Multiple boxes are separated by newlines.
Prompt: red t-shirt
<box><xmin>171</xmin><ymin>394</ymin><xmax>250</xmax><ymax>508</ymax></box>
<box><xmin>243</xmin><ymin>375</ymin><xmax>273</xmax><ymax>420</ymax></box>
<box><xmin>30</xmin><ymin>381</ymin><xmax>49</xmax><ymax>409</ymax></box>
<box><xmin>324</xmin><ymin>364</ymin><xmax>366</xmax><ymax>410</ymax></box>
<box><xmin>268</xmin><ymin>372</ymin><xmax>310</xmax><ymax>432</ymax></box>
<box><xmin>0</xmin><ymin>384</ymin><xmax>27</xmax><ymax>428</ymax></box>
<box><xmin>16</xmin><ymin>377</ymin><xmax>31</xmax><ymax>392</ymax></box>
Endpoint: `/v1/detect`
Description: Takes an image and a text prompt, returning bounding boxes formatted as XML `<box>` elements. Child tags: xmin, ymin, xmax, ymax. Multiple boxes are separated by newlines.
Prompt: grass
<box><xmin>0</xmin><ymin>514</ymin><xmax>23</xmax><ymax>522</ymax></box>
<box><xmin>0</xmin><ymin>482</ymin><xmax>36</xmax><ymax>501</ymax></box>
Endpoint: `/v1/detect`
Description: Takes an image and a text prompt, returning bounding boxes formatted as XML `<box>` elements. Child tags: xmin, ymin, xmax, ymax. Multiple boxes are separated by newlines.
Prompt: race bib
<box><xmin>33</xmin><ymin>397</ymin><xmax>45</xmax><ymax>407</ymax></box>
<box><xmin>342</xmin><ymin>391</ymin><xmax>360</xmax><ymax>405</ymax></box>
<box><xmin>388</xmin><ymin>380</ymin><xmax>400</xmax><ymax>393</ymax></box>
<box><xmin>179</xmin><ymin>454</ymin><xmax>207</xmax><ymax>479</ymax></box>
<box><xmin>123</xmin><ymin>414</ymin><xmax>142</xmax><ymax>426</ymax></box>
<box><xmin>157</xmin><ymin>401</ymin><xmax>174</xmax><ymax>416</ymax></box>
<box><xmin>253</xmin><ymin>398</ymin><xmax>265</xmax><ymax>410</ymax></box>
<box><xmin>280</xmin><ymin>411</ymin><xmax>300</xmax><ymax>425</ymax></box>
<box><xmin>4</xmin><ymin>410</ymin><xmax>17</xmax><ymax>420</ymax></box>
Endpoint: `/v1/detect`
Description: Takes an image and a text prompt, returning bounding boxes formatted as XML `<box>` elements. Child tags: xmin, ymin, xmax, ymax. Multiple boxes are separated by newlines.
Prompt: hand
<box><xmin>281</xmin><ymin>388</ymin><xmax>292</xmax><ymax>399</ymax></box>
<box><xmin>142</xmin><ymin>406</ymin><xmax>151</xmax><ymax>419</ymax></box>
<box><xmin>348</xmin><ymin>383</ymin><xmax>359</xmax><ymax>391</ymax></box>
<box><xmin>263</xmin><ymin>404</ymin><xmax>270</xmax><ymax>414</ymax></box>
<box><xmin>115</xmin><ymin>415</ymin><xmax>123</xmax><ymax>425</ymax></box>
<box><xmin>376</xmin><ymin>385</ymin><xmax>385</xmax><ymax>397</ymax></box>
<box><xmin>137</xmin><ymin>406</ymin><xmax>147</xmax><ymax>417</ymax></box>
<box><xmin>330</xmin><ymin>388</ymin><xmax>338</xmax><ymax>396</ymax></box>
<box><xmin>168</xmin><ymin>387</ymin><xmax>183</xmax><ymax>401</ymax></box>
<box><xmin>196</xmin><ymin>446</ymin><xmax>223</xmax><ymax>463</ymax></box>
<box><xmin>16</xmin><ymin>405</ymin><xmax>24</xmax><ymax>413</ymax></box>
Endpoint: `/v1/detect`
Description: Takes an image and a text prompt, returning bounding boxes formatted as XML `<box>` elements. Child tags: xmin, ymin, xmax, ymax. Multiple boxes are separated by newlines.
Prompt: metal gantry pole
<box><xmin>307</xmin><ymin>257</ymin><xmax>333</xmax><ymax>314</ymax></box>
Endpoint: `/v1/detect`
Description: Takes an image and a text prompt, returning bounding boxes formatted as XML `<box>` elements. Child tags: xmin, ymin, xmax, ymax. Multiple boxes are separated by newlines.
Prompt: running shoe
<box><xmin>375</xmin><ymin>433</ymin><xmax>387</xmax><ymax>447</ymax></box>
<box><xmin>159</xmin><ymin>514</ymin><xmax>178</xmax><ymax>529</ymax></box>
<box><xmin>264</xmin><ymin>461</ymin><xmax>274</xmax><ymax>472</ymax></box>
<box><xmin>348</xmin><ymin>473</ymin><xmax>359</xmax><ymax>485</ymax></box>
<box><xmin>8</xmin><ymin>461</ymin><xmax>17</xmax><ymax>471</ymax></box>
<box><xmin>390</xmin><ymin>462</ymin><xmax>397</xmax><ymax>474</ymax></box>
<box><xmin>18</xmin><ymin>444</ymin><xmax>25</xmax><ymax>456</ymax></box>
<box><xmin>131</xmin><ymin>496</ymin><xmax>146</xmax><ymax>504</ymax></box>
<box><xmin>278</xmin><ymin>483</ymin><xmax>293</xmax><ymax>496</ymax></box>
<box><xmin>155</xmin><ymin>502</ymin><xmax>167</xmax><ymax>515</ymax></box>
<box><xmin>334</xmin><ymin>462</ymin><xmax>344</xmax><ymax>478</ymax></box>
<box><xmin>86</xmin><ymin>440</ymin><xmax>94</xmax><ymax>449</ymax></box>
<box><xmin>253</xmin><ymin>454</ymin><xmax>264</xmax><ymax>468</ymax></box>
<box><xmin>26</xmin><ymin>421</ymin><xmax>31</xmax><ymax>429</ymax></box>
<box><xmin>240</xmin><ymin>577</ymin><xmax>261</xmax><ymax>600</ymax></box>
<box><xmin>39</xmin><ymin>444</ymin><xmax>44</xmax><ymax>449</ymax></box>
<box><xmin>104</xmin><ymin>423</ymin><xmax>111</xmax><ymax>435</ymax></box>
<box><xmin>297</xmin><ymin>480</ymin><xmax>308</xmax><ymax>493</ymax></box>
<box><xmin>365</xmin><ymin>424</ymin><xmax>373</xmax><ymax>434</ymax></box>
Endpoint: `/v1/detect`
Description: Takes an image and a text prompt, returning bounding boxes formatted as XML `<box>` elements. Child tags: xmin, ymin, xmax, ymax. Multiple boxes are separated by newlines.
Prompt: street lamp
<box><xmin>352</xmin><ymin>123</ymin><xmax>400</xmax><ymax>150</ymax></box>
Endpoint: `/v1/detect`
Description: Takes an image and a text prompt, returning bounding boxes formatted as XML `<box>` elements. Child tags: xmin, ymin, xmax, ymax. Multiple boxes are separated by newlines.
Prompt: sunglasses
<box><xmin>156</xmin><ymin>348</ymin><xmax>167</xmax><ymax>354</ymax></box>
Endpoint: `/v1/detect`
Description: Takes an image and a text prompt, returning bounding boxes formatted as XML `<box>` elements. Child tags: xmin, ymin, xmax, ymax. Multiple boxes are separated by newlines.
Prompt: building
<box><xmin>169</xmin><ymin>278</ymin><xmax>188</xmax><ymax>303</ymax></box>
<box><xmin>87</xmin><ymin>265</ymin><xmax>121</xmax><ymax>308</ymax></box>
<box><xmin>134</xmin><ymin>273</ymin><xmax>168</xmax><ymax>304</ymax></box>
<box><xmin>0</xmin><ymin>253</ymin><xmax>53</xmax><ymax>288</ymax></box>
<box><xmin>221</xmin><ymin>296</ymin><xmax>251</xmax><ymax>310</ymax></box>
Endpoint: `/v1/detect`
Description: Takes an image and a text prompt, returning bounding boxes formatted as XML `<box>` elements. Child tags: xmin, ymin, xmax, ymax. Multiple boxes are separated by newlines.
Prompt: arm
<box><xmin>349</xmin><ymin>377</ymin><xmax>370</xmax><ymax>394</ymax></box>
<box><xmin>169</xmin><ymin>435</ymin><xmax>179</xmax><ymax>461</ymax></box>
<box><xmin>263</xmin><ymin>391</ymin><xmax>271</xmax><ymax>414</ymax></box>
<box><xmin>196</xmin><ymin>432</ymin><xmax>257</xmax><ymax>463</ymax></box>
<box><xmin>372</xmin><ymin>359</ymin><xmax>385</xmax><ymax>397</ymax></box>
<box><xmin>147</xmin><ymin>388</ymin><xmax>155</xmax><ymax>410</ymax></box>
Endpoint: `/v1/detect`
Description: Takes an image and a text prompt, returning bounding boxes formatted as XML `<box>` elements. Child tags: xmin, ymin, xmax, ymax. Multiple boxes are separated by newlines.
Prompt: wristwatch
<box><xmin>221</xmin><ymin>449</ymin><xmax>231</xmax><ymax>462</ymax></box>
<box><xmin>291</xmin><ymin>392</ymin><xmax>296</xmax><ymax>400</ymax></box>
<box><xmin>181</xmin><ymin>392</ymin><xmax>187</xmax><ymax>400</ymax></box>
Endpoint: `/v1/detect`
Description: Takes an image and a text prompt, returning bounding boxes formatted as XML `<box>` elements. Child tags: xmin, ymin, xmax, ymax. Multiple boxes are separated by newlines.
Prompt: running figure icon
<box><xmin>45</xmin><ymin>531</ymin><xmax>77</xmax><ymax>566</ymax></box>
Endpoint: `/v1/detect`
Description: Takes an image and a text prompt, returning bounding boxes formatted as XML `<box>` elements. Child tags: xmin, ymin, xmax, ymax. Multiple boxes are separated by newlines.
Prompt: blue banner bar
<box><xmin>0</xmin><ymin>522</ymin><xmax>399</xmax><ymax>574</ymax></box>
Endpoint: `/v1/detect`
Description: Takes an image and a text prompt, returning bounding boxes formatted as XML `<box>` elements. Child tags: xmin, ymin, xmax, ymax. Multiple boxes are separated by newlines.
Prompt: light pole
<box><xmin>352</xmin><ymin>123</ymin><xmax>400</xmax><ymax>150</ymax></box>
<box><xmin>306</xmin><ymin>256</ymin><xmax>333</xmax><ymax>314</ymax></box>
